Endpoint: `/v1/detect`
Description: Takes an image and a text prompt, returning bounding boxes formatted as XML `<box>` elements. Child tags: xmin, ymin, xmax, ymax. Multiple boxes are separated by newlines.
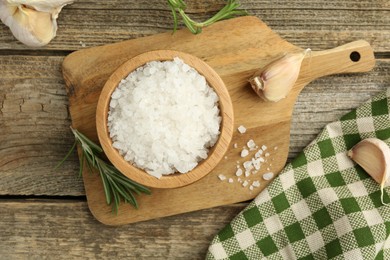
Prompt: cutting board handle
<box><xmin>301</xmin><ymin>40</ymin><xmax>375</xmax><ymax>84</ymax></box>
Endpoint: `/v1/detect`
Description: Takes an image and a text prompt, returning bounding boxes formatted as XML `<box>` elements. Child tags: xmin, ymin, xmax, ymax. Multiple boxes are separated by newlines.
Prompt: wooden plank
<box><xmin>51</xmin><ymin>0</ymin><xmax>390</xmax><ymax>10</ymax></box>
<box><xmin>0</xmin><ymin>56</ymin><xmax>84</xmax><ymax>196</ymax></box>
<box><xmin>0</xmin><ymin>0</ymin><xmax>387</xmax><ymax>256</ymax></box>
<box><xmin>0</xmin><ymin>199</ymin><xmax>246</xmax><ymax>259</ymax></box>
<box><xmin>290</xmin><ymin>60</ymin><xmax>390</xmax><ymax>156</ymax></box>
<box><xmin>0</xmin><ymin>56</ymin><xmax>388</xmax><ymax>196</ymax></box>
<box><xmin>0</xmin><ymin>0</ymin><xmax>388</xmax><ymax>51</ymax></box>
<box><xmin>61</xmin><ymin>17</ymin><xmax>377</xmax><ymax>224</ymax></box>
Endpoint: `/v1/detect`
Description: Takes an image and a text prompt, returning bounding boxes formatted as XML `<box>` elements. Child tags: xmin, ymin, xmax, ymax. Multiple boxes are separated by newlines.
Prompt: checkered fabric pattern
<box><xmin>207</xmin><ymin>89</ymin><xmax>390</xmax><ymax>260</ymax></box>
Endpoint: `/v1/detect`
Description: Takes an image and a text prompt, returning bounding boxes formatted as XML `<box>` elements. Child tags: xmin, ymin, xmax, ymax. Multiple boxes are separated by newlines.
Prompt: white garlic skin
<box><xmin>249</xmin><ymin>48</ymin><xmax>310</xmax><ymax>102</ymax></box>
<box><xmin>348</xmin><ymin>138</ymin><xmax>390</xmax><ymax>204</ymax></box>
<box><xmin>0</xmin><ymin>0</ymin><xmax>73</xmax><ymax>47</ymax></box>
<box><xmin>347</xmin><ymin>138</ymin><xmax>390</xmax><ymax>185</ymax></box>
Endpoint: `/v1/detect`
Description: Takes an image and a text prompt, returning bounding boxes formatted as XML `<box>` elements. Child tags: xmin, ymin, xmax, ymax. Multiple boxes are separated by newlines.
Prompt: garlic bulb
<box><xmin>348</xmin><ymin>138</ymin><xmax>390</xmax><ymax>204</ymax></box>
<box><xmin>0</xmin><ymin>0</ymin><xmax>73</xmax><ymax>47</ymax></box>
<box><xmin>249</xmin><ymin>48</ymin><xmax>311</xmax><ymax>102</ymax></box>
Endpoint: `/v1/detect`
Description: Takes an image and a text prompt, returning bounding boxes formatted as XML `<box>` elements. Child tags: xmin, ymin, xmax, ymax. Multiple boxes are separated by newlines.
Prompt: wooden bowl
<box><xmin>96</xmin><ymin>50</ymin><xmax>234</xmax><ymax>188</ymax></box>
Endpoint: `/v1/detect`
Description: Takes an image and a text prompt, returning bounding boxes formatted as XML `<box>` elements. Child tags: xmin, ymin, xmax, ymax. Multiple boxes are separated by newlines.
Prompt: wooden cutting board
<box><xmin>62</xmin><ymin>16</ymin><xmax>375</xmax><ymax>225</ymax></box>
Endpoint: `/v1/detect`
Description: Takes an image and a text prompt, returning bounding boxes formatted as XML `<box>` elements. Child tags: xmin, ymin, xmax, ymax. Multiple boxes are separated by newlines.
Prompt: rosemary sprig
<box><xmin>56</xmin><ymin>127</ymin><xmax>151</xmax><ymax>214</ymax></box>
<box><xmin>168</xmin><ymin>0</ymin><xmax>247</xmax><ymax>34</ymax></box>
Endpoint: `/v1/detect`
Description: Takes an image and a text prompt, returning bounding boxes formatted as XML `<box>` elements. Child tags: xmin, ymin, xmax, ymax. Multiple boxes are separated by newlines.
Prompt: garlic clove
<box><xmin>0</xmin><ymin>1</ymin><xmax>17</xmax><ymax>24</ymax></box>
<box><xmin>0</xmin><ymin>0</ymin><xmax>73</xmax><ymax>47</ymax></box>
<box><xmin>6</xmin><ymin>6</ymin><xmax>54</xmax><ymax>47</ymax></box>
<box><xmin>347</xmin><ymin>138</ymin><xmax>390</xmax><ymax>203</ymax></box>
<box><xmin>347</xmin><ymin>138</ymin><xmax>390</xmax><ymax>184</ymax></box>
<box><xmin>248</xmin><ymin>48</ymin><xmax>310</xmax><ymax>102</ymax></box>
<box><xmin>7</xmin><ymin>0</ymin><xmax>73</xmax><ymax>13</ymax></box>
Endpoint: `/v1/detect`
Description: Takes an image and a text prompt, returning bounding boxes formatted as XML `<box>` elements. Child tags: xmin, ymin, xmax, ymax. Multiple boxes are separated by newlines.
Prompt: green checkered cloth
<box><xmin>207</xmin><ymin>89</ymin><xmax>390</xmax><ymax>260</ymax></box>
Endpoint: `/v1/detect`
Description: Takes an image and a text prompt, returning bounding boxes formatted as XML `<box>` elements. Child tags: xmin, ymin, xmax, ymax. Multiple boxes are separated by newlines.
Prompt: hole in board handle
<box><xmin>350</xmin><ymin>51</ymin><xmax>361</xmax><ymax>62</ymax></box>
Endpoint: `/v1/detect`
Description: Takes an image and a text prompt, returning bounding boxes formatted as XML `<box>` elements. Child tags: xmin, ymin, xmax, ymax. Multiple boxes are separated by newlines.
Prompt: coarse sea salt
<box><xmin>255</xmin><ymin>149</ymin><xmax>263</xmax><ymax>158</ymax></box>
<box><xmin>252</xmin><ymin>180</ymin><xmax>260</xmax><ymax>187</ymax></box>
<box><xmin>263</xmin><ymin>172</ymin><xmax>274</xmax><ymax>181</ymax></box>
<box><xmin>238</xmin><ymin>125</ymin><xmax>246</xmax><ymax>134</ymax></box>
<box><xmin>247</xmin><ymin>139</ymin><xmax>256</xmax><ymax>150</ymax></box>
<box><xmin>243</xmin><ymin>161</ymin><xmax>253</xmax><ymax>171</ymax></box>
<box><xmin>218</xmin><ymin>174</ymin><xmax>226</xmax><ymax>181</ymax></box>
<box><xmin>108</xmin><ymin>57</ymin><xmax>221</xmax><ymax>179</ymax></box>
<box><xmin>241</xmin><ymin>148</ymin><xmax>249</xmax><ymax>158</ymax></box>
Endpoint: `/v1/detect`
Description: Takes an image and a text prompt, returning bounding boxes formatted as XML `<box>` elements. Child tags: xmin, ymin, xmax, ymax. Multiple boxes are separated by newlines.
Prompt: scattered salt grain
<box><xmin>252</xmin><ymin>181</ymin><xmax>260</xmax><ymax>187</ymax></box>
<box><xmin>238</xmin><ymin>125</ymin><xmax>247</xmax><ymax>134</ymax></box>
<box><xmin>252</xmin><ymin>158</ymin><xmax>261</xmax><ymax>170</ymax></box>
<box><xmin>249</xmin><ymin>185</ymin><xmax>254</xmax><ymax>191</ymax></box>
<box><xmin>274</xmin><ymin>146</ymin><xmax>278</xmax><ymax>150</ymax></box>
<box><xmin>255</xmin><ymin>149</ymin><xmax>263</xmax><ymax>158</ymax></box>
<box><xmin>243</xmin><ymin>161</ymin><xmax>253</xmax><ymax>171</ymax></box>
<box><xmin>267</xmin><ymin>167</ymin><xmax>270</xmax><ymax>171</ymax></box>
<box><xmin>245</xmin><ymin>171</ymin><xmax>251</xmax><ymax>177</ymax></box>
<box><xmin>265</xmin><ymin>152</ymin><xmax>270</xmax><ymax>157</ymax></box>
<box><xmin>242</xmin><ymin>180</ymin><xmax>249</xmax><ymax>187</ymax></box>
<box><xmin>238</xmin><ymin>178</ymin><xmax>242</xmax><ymax>183</ymax></box>
<box><xmin>108</xmin><ymin>57</ymin><xmax>221</xmax><ymax>178</ymax></box>
<box><xmin>247</xmin><ymin>139</ymin><xmax>256</xmax><ymax>150</ymax></box>
<box><xmin>224</xmin><ymin>156</ymin><xmax>228</xmax><ymax>160</ymax></box>
<box><xmin>218</xmin><ymin>174</ymin><xmax>226</xmax><ymax>181</ymax></box>
<box><xmin>262</xmin><ymin>145</ymin><xmax>267</xmax><ymax>151</ymax></box>
<box><xmin>233</xmin><ymin>143</ymin><xmax>238</xmax><ymax>149</ymax></box>
<box><xmin>241</xmin><ymin>149</ymin><xmax>249</xmax><ymax>158</ymax></box>
<box><xmin>228</xmin><ymin>178</ymin><xmax>234</xmax><ymax>183</ymax></box>
<box><xmin>236</xmin><ymin>168</ymin><xmax>243</xmax><ymax>177</ymax></box>
<box><xmin>263</xmin><ymin>172</ymin><xmax>274</xmax><ymax>181</ymax></box>
<box><xmin>79</xmin><ymin>41</ymin><xmax>86</xmax><ymax>47</ymax></box>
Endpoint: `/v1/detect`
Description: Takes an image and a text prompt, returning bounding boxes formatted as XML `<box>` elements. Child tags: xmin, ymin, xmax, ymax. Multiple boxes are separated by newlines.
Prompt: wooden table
<box><xmin>0</xmin><ymin>1</ymin><xmax>388</xmax><ymax>258</ymax></box>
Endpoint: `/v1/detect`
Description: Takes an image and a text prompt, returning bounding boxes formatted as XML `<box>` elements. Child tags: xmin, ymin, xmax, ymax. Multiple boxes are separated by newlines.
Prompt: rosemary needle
<box><xmin>56</xmin><ymin>127</ymin><xmax>151</xmax><ymax>214</ymax></box>
<box><xmin>168</xmin><ymin>0</ymin><xmax>247</xmax><ymax>34</ymax></box>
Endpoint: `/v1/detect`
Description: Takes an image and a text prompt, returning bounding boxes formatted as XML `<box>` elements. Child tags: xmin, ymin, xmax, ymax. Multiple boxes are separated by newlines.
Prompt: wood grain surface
<box><xmin>0</xmin><ymin>0</ymin><xmax>389</xmax><ymax>258</ymax></box>
<box><xmin>63</xmin><ymin>17</ymin><xmax>375</xmax><ymax>225</ymax></box>
<box><xmin>0</xmin><ymin>199</ymin><xmax>246</xmax><ymax>259</ymax></box>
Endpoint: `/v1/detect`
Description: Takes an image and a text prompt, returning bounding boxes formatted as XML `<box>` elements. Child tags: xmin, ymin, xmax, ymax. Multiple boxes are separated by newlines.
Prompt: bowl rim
<box><xmin>96</xmin><ymin>50</ymin><xmax>234</xmax><ymax>188</ymax></box>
